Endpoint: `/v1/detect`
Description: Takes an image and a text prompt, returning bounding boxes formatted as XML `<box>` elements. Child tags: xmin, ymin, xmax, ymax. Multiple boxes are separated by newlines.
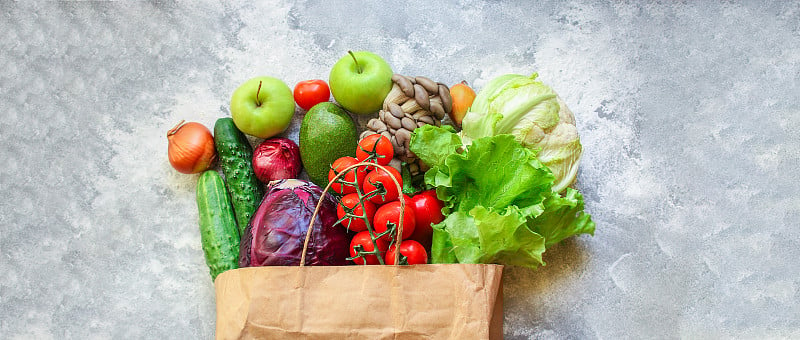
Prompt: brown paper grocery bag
<box><xmin>214</xmin><ymin>263</ymin><xmax>503</xmax><ymax>339</ymax></box>
<box><xmin>214</xmin><ymin>163</ymin><xmax>503</xmax><ymax>339</ymax></box>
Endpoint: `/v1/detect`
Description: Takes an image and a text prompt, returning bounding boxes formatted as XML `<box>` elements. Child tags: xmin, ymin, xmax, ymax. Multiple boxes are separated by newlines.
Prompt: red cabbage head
<box><xmin>239</xmin><ymin>179</ymin><xmax>349</xmax><ymax>266</ymax></box>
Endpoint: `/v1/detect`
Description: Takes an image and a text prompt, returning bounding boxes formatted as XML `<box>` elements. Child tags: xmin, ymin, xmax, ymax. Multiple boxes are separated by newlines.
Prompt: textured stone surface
<box><xmin>2</xmin><ymin>1</ymin><xmax>798</xmax><ymax>338</ymax></box>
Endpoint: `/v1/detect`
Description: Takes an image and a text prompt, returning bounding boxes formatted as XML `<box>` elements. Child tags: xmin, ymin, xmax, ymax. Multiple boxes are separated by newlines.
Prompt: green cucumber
<box><xmin>196</xmin><ymin>170</ymin><xmax>240</xmax><ymax>280</ymax></box>
<box><xmin>213</xmin><ymin>117</ymin><xmax>264</xmax><ymax>236</ymax></box>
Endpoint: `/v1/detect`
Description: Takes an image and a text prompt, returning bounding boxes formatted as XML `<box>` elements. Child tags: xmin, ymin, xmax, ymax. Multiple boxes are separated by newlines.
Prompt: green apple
<box><xmin>329</xmin><ymin>50</ymin><xmax>393</xmax><ymax>115</ymax></box>
<box><xmin>230</xmin><ymin>76</ymin><xmax>295</xmax><ymax>138</ymax></box>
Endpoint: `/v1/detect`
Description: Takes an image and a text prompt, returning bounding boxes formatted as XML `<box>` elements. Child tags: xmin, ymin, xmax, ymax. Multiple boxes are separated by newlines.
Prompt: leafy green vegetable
<box><xmin>460</xmin><ymin>73</ymin><xmax>583</xmax><ymax>193</ymax></box>
<box><xmin>530</xmin><ymin>188</ymin><xmax>595</xmax><ymax>248</ymax></box>
<box><xmin>399</xmin><ymin>126</ymin><xmax>461</xmax><ymax>194</ymax></box>
<box><xmin>410</xmin><ymin>125</ymin><xmax>595</xmax><ymax>268</ymax></box>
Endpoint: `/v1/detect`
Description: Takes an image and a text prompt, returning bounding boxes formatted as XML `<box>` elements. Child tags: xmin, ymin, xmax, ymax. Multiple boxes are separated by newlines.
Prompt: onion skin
<box><xmin>167</xmin><ymin>120</ymin><xmax>217</xmax><ymax>174</ymax></box>
<box><xmin>252</xmin><ymin>137</ymin><xmax>302</xmax><ymax>183</ymax></box>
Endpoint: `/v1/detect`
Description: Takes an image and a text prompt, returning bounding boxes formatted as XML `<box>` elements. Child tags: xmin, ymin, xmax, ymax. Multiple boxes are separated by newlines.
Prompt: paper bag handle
<box><xmin>301</xmin><ymin>162</ymin><xmax>405</xmax><ymax>266</ymax></box>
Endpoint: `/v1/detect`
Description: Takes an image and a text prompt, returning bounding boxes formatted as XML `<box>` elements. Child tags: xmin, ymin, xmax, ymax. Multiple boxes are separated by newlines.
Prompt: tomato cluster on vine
<box><xmin>327</xmin><ymin>135</ymin><xmax>444</xmax><ymax>265</ymax></box>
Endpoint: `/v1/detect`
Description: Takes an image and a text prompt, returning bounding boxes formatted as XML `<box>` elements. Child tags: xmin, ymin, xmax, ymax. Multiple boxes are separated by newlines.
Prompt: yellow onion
<box><xmin>167</xmin><ymin>120</ymin><xmax>216</xmax><ymax>174</ymax></box>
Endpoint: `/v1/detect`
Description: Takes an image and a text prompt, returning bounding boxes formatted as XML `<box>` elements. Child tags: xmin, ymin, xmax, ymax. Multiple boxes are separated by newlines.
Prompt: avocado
<box><xmin>299</xmin><ymin>102</ymin><xmax>359</xmax><ymax>187</ymax></box>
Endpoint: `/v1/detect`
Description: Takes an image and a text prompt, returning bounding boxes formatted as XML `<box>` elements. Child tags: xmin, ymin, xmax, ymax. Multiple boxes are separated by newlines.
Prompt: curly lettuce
<box><xmin>410</xmin><ymin>125</ymin><xmax>594</xmax><ymax>268</ymax></box>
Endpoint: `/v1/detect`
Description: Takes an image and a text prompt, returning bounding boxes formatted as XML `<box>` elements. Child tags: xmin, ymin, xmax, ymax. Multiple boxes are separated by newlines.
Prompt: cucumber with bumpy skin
<box><xmin>196</xmin><ymin>170</ymin><xmax>240</xmax><ymax>280</ymax></box>
<box><xmin>214</xmin><ymin>118</ymin><xmax>263</xmax><ymax>236</ymax></box>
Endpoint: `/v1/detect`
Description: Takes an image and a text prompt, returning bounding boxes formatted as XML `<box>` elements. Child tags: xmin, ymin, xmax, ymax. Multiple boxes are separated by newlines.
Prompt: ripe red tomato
<box><xmin>373</xmin><ymin>199</ymin><xmax>415</xmax><ymax>241</ymax></box>
<box><xmin>418</xmin><ymin>189</ymin><xmax>438</xmax><ymax>199</ymax></box>
<box><xmin>328</xmin><ymin>156</ymin><xmax>367</xmax><ymax>195</ymax></box>
<box><xmin>356</xmin><ymin>134</ymin><xmax>393</xmax><ymax>166</ymax></box>
<box><xmin>337</xmin><ymin>193</ymin><xmax>376</xmax><ymax>232</ymax></box>
<box><xmin>293</xmin><ymin>79</ymin><xmax>330</xmax><ymax>111</ymax></box>
<box><xmin>349</xmin><ymin>231</ymin><xmax>389</xmax><ymax>265</ymax></box>
<box><xmin>362</xmin><ymin>166</ymin><xmax>402</xmax><ymax>204</ymax></box>
<box><xmin>408</xmin><ymin>191</ymin><xmax>445</xmax><ymax>249</ymax></box>
<box><xmin>385</xmin><ymin>240</ymin><xmax>428</xmax><ymax>265</ymax></box>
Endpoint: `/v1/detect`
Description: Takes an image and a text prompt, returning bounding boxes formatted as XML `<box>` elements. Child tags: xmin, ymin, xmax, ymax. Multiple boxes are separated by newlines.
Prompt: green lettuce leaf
<box><xmin>409</xmin><ymin>125</ymin><xmax>595</xmax><ymax>269</ymax></box>
<box><xmin>529</xmin><ymin>187</ymin><xmax>596</xmax><ymax>247</ymax></box>
<box><xmin>408</xmin><ymin>124</ymin><xmax>460</xmax><ymax>169</ymax></box>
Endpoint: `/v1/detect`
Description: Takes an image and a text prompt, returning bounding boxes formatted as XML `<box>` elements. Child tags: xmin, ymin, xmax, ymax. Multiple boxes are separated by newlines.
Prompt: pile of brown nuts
<box><xmin>361</xmin><ymin>74</ymin><xmax>452</xmax><ymax>174</ymax></box>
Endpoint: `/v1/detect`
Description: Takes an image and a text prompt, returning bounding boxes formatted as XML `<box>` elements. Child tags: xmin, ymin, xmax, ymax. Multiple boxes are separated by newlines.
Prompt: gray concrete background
<box><xmin>2</xmin><ymin>1</ymin><xmax>799</xmax><ymax>339</ymax></box>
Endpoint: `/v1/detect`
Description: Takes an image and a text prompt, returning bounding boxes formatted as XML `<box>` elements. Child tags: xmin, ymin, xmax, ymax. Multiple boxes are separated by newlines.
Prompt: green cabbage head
<box><xmin>460</xmin><ymin>73</ymin><xmax>583</xmax><ymax>192</ymax></box>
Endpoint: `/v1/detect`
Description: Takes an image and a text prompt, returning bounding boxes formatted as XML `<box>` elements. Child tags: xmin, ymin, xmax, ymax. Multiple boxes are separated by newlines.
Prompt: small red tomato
<box><xmin>328</xmin><ymin>156</ymin><xmax>367</xmax><ymax>195</ymax></box>
<box><xmin>408</xmin><ymin>192</ymin><xmax>445</xmax><ymax>250</ymax></box>
<box><xmin>418</xmin><ymin>189</ymin><xmax>438</xmax><ymax>199</ymax></box>
<box><xmin>373</xmin><ymin>198</ymin><xmax>415</xmax><ymax>241</ymax></box>
<box><xmin>337</xmin><ymin>193</ymin><xmax>376</xmax><ymax>232</ymax></box>
<box><xmin>362</xmin><ymin>166</ymin><xmax>402</xmax><ymax>205</ymax></box>
<box><xmin>356</xmin><ymin>134</ymin><xmax>394</xmax><ymax>166</ymax></box>
<box><xmin>385</xmin><ymin>240</ymin><xmax>428</xmax><ymax>265</ymax></box>
<box><xmin>349</xmin><ymin>231</ymin><xmax>389</xmax><ymax>265</ymax></box>
<box><xmin>293</xmin><ymin>79</ymin><xmax>330</xmax><ymax>111</ymax></box>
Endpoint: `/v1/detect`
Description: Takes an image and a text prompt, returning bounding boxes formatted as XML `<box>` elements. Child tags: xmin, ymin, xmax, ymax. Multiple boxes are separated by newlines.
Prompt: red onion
<box><xmin>252</xmin><ymin>137</ymin><xmax>302</xmax><ymax>183</ymax></box>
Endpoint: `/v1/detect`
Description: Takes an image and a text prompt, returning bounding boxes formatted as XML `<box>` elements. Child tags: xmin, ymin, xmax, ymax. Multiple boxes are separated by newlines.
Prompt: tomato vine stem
<box><xmin>329</xmin><ymin>139</ymin><xmax>403</xmax><ymax>266</ymax></box>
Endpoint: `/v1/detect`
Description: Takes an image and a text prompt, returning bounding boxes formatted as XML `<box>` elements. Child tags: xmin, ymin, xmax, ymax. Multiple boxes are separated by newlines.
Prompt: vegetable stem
<box><xmin>354</xmin><ymin>167</ymin><xmax>385</xmax><ymax>265</ymax></box>
<box><xmin>167</xmin><ymin>120</ymin><xmax>186</xmax><ymax>137</ymax></box>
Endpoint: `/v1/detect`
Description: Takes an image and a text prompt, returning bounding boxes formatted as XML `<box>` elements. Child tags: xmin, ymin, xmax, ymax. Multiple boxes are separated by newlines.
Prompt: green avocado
<box><xmin>299</xmin><ymin>102</ymin><xmax>359</xmax><ymax>187</ymax></box>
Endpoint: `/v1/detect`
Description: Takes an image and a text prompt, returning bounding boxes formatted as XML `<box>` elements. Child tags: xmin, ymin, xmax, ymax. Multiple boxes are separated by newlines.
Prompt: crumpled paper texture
<box><xmin>215</xmin><ymin>264</ymin><xmax>503</xmax><ymax>339</ymax></box>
